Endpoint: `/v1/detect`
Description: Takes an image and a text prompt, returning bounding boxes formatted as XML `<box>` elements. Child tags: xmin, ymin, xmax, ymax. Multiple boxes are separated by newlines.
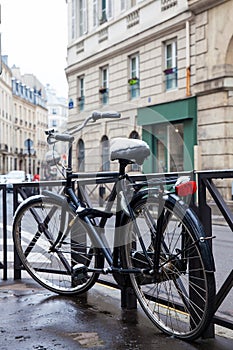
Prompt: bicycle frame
<box><xmin>44</xmin><ymin>133</ymin><xmax>160</xmax><ymax>278</ymax></box>
<box><xmin>44</xmin><ymin>116</ymin><xmax>197</xmax><ymax>278</ymax></box>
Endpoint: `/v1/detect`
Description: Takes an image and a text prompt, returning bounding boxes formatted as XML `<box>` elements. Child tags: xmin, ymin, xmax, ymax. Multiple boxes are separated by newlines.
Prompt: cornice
<box><xmin>194</xmin><ymin>76</ymin><xmax>233</xmax><ymax>96</ymax></box>
<box><xmin>66</xmin><ymin>11</ymin><xmax>193</xmax><ymax>76</ymax></box>
<box><xmin>188</xmin><ymin>0</ymin><xmax>228</xmax><ymax>14</ymax></box>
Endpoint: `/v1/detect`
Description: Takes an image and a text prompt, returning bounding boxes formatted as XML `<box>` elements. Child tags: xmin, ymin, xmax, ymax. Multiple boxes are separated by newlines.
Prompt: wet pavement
<box><xmin>0</xmin><ymin>278</ymin><xmax>232</xmax><ymax>350</ymax></box>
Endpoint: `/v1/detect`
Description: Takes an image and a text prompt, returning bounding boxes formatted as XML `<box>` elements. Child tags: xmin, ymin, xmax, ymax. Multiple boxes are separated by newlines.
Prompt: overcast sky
<box><xmin>1</xmin><ymin>0</ymin><xmax>68</xmax><ymax>97</ymax></box>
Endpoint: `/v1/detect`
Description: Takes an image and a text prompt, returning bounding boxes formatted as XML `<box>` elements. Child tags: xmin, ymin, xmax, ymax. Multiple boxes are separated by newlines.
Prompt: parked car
<box><xmin>0</xmin><ymin>174</ymin><xmax>7</xmax><ymax>184</ymax></box>
<box><xmin>5</xmin><ymin>170</ymin><xmax>26</xmax><ymax>192</ymax></box>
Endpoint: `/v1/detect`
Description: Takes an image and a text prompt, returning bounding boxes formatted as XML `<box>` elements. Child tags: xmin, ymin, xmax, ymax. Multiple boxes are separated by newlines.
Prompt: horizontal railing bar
<box><xmin>213</xmin><ymin>316</ymin><xmax>233</xmax><ymax>330</ymax></box>
<box><xmin>204</xmin><ymin>178</ymin><xmax>233</xmax><ymax>231</ymax></box>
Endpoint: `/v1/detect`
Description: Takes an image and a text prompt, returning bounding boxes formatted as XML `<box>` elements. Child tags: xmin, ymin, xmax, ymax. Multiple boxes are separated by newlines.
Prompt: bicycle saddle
<box><xmin>110</xmin><ymin>138</ymin><xmax>150</xmax><ymax>165</ymax></box>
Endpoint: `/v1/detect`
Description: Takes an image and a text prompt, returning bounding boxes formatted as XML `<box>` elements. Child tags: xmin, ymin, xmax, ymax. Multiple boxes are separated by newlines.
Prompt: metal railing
<box><xmin>0</xmin><ymin>184</ymin><xmax>7</xmax><ymax>280</ymax></box>
<box><xmin>197</xmin><ymin>170</ymin><xmax>233</xmax><ymax>333</ymax></box>
<box><xmin>0</xmin><ymin>170</ymin><xmax>232</xmax><ymax>336</ymax></box>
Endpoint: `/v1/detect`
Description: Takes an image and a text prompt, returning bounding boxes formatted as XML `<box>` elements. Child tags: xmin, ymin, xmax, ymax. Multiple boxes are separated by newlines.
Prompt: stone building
<box><xmin>41</xmin><ymin>84</ymin><xmax>68</xmax><ymax>180</ymax></box>
<box><xmin>0</xmin><ymin>58</ymin><xmax>48</xmax><ymax>176</ymax></box>
<box><xmin>65</xmin><ymin>0</ymin><xmax>233</xmax><ymax>198</ymax></box>
<box><xmin>0</xmin><ymin>56</ymin><xmax>13</xmax><ymax>174</ymax></box>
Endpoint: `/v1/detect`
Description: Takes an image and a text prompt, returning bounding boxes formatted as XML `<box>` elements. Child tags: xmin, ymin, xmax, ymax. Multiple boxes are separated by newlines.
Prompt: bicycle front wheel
<box><xmin>13</xmin><ymin>195</ymin><xmax>103</xmax><ymax>295</ymax></box>
<box><xmin>122</xmin><ymin>193</ymin><xmax>215</xmax><ymax>341</ymax></box>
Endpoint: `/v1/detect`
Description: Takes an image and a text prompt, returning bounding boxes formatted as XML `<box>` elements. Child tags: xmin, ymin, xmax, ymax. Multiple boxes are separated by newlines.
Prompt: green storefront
<box><xmin>138</xmin><ymin>97</ymin><xmax>197</xmax><ymax>174</ymax></box>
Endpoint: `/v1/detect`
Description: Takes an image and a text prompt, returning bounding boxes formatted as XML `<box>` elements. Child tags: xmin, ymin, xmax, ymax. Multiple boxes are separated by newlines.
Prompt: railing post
<box><xmin>13</xmin><ymin>186</ymin><xmax>22</xmax><ymax>280</ymax></box>
<box><xmin>0</xmin><ymin>185</ymin><xmax>8</xmax><ymax>280</ymax></box>
<box><xmin>197</xmin><ymin>173</ymin><xmax>215</xmax><ymax>338</ymax></box>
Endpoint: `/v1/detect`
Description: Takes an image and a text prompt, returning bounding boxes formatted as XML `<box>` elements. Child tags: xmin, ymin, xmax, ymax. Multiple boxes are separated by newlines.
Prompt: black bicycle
<box><xmin>12</xmin><ymin>111</ymin><xmax>215</xmax><ymax>340</ymax></box>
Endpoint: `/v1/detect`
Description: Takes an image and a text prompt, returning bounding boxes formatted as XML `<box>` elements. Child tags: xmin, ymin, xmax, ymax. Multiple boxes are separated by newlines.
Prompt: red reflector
<box><xmin>175</xmin><ymin>181</ymin><xmax>197</xmax><ymax>196</ymax></box>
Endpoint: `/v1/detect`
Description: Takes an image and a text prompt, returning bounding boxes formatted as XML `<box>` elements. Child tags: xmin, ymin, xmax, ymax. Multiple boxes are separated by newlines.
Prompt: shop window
<box><xmin>156</xmin><ymin>123</ymin><xmax>184</xmax><ymax>173</ymax></box>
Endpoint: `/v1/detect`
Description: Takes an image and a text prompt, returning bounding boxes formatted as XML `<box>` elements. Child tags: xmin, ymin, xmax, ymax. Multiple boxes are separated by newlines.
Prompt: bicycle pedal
<box><xmin>72</xmin><ymin>264</ymin><xmax>89</xmax><ymax>285</ymax></box>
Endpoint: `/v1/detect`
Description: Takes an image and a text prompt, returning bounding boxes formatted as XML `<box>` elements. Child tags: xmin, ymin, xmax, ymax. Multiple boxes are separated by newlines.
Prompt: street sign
<box><xmin>24</xmin><ymin>138</ymin><xmax>33</xmax><ymax>148</ymax></box>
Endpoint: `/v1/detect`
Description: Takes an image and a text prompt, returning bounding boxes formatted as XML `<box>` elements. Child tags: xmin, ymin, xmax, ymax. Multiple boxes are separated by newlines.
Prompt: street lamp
<box><xmin>24</xmin><ymin>138</ymin><xmax>34</xmax><ymax>175</ymax></box>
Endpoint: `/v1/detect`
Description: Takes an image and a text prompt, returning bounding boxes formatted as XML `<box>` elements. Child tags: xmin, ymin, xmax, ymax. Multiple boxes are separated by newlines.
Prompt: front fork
<box><xmin>153</xmin><ymin>188</ymin><xmax>165</xmax><ymax>273</ymax></box>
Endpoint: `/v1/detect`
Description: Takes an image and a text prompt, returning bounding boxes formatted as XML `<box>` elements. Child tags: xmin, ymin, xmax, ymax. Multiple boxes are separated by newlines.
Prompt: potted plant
<box><xmin>128</xmin><ymin>77</ymin><xmax>139</xmax><ymax>85</ymax></box>
<box><xmin>99</xmin><ymin>87</ymin><xmax>108</xmax><ymax>94</ymax></box>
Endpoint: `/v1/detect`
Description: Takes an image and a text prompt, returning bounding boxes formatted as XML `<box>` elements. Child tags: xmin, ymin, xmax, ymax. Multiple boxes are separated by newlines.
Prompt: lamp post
<box><xmin>24</xmin><ymin>138</ymin><xmax>34</xmax><ymax>175</ymax></box>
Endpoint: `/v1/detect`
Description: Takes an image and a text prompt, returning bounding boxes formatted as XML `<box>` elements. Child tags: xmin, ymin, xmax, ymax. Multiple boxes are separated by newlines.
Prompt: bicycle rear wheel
<box><xmin>13</xmin><ymin>195</ymin><xmax>103</xmax><ymax>295</ymax></box>
<box><xmin>122</xmin><ymin>193</ymin><xmax>215</xmax><ymax>340</ymax></box>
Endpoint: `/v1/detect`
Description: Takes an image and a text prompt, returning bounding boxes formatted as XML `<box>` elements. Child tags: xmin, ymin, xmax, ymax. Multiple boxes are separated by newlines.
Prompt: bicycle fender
<box><xmin>13</xmin><ymin>194</ymin><xmax>46</xmax><ymax>221</ymax></box>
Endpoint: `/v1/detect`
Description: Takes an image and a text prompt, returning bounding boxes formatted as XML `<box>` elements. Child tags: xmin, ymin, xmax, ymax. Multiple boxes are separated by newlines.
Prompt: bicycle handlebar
<box><xmin>92</xmin><ymin>111</ymin><xmax>121</xmax><ymax>121</ymax></box>
<box><xmin>48</xmin><ymin>133</ymin><xmax>75</xmax><ymax>144</ymax></box>
<box><xmin>45</xmin><ymin>110</ymin><xmax>121</xmax><ymax>144</ymax></box>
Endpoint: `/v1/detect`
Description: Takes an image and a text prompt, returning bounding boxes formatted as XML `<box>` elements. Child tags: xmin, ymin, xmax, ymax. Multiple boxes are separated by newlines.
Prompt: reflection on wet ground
<box><xmin>0</xmin><ymin>279</ymin><xmax>232</xmax><ymax>350</ymax></box>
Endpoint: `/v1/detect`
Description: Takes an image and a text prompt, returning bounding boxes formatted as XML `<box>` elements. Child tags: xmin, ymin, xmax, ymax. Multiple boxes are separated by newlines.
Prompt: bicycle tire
<box><xmin>121</xmin><ymin>192</ymin><xmax>215</xmax><ymax>340</ymax></box>
<box><xmin>13</xmin><ymin>195</ymin><xmax>104</xmax><ymax>295</ymax></box>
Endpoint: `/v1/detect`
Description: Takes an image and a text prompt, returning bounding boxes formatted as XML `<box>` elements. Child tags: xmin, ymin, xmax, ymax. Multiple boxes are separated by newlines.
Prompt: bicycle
<box><xmin>12</xmin><ymin>111</ymin><xmax>216</xmax><ymax>341</ymax></box>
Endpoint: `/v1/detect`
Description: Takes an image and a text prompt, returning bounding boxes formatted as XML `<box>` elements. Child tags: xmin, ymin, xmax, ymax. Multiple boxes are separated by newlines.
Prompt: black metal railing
<box><xmin>197</xmin><ymin>170</ymin><xmax>233</xmax><ymax>332</ymax></box>
<box><xmin>0</xmin><ymin>170</ymin><xmax>232</xmax><ymax>336</ymax></box>
<box><xmin>0</xmin><ymin>184</ymin><xmax>7</xmax><ymax>280</ymax></box>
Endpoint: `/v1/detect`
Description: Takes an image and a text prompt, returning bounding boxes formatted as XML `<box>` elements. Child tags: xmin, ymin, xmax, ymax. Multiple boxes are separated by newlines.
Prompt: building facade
<box><xmin>65</xmin><ymin>0</ymin><xmax>233</xmax><ymax>198</ymax></box>
<box><xmin>46</xmin><ymin>84</ymin><xmax>68</xmax><ymax>132</ymax></box>
<box><xmin>0</xmin><ymin>58</ymin><xmax>48</xmax><ymax>176</ymax></box>
<box><xmin>0</xmin><ymin>56</ymin><xmax>13</xmax><ymax>174</ymax></box>
<box><xmin>42</xmin><ymin>84</ymin><xmax>68</xmax><ymax>179</ymax></box>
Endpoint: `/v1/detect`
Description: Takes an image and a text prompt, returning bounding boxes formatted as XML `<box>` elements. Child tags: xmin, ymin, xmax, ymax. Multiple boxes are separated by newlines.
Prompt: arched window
<box><xmin>101</xmin><ymin>135</ymin><xmax>110</xmax><ymax>171</ymax></box>
<box><xmin>129</xmin><ymin>130</ymin><xmax>139</xmax><ymax>139</ymax></box>
<box><xmin>77</xmin><ymin>139</ymin><xmax>85</xmax><ymax>171</ymax></box>
<box><xmin>129</xmin><ymin>130</ymin><xmax>140</xmax><ymax>171</ymax></box>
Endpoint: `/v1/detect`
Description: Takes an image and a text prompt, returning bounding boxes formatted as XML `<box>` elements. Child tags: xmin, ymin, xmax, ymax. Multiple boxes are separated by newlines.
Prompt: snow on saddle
<box><xmin>110</xmin><ymin>138</ymin><xmax>150</xmax><ymax>165</ymax></box>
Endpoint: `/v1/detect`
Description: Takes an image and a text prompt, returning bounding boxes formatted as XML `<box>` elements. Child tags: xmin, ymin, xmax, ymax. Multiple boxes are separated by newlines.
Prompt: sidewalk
<box><xmin>0</xmin><ymin>278</ymin><xmax>232</xmax><ymax>350</ymax></box>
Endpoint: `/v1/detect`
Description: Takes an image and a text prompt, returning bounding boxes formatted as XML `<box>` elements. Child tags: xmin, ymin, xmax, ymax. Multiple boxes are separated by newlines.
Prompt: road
<box><xmin>212</xmin><ymin>224</ymin><xmax>233</xmax><ymax>322</ymax></box>
<box><xmin>0</xmin><ymin>191</ymin><xmax>233</xmax><ymax>327</ymax></box>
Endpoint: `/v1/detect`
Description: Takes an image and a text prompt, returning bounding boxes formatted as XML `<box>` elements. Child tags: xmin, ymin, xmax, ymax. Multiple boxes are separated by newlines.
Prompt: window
<box><xmin>99</xmin><ymin>0</ymin><xmax>113</xmax><ymax>24</ymax></box>
<box><xmin>71</xmin><ymin>0</ymin><xmax>77</xmax><ymax>39</ymax></box>
<box><xmin>77</xmin><ymin>139</ymin><xmax>85</xmax><ymax>171</ymax></box>
<box><xmin>78</xmin><ymin>76</ymin><xmax>85</xmax><ymax>111</ymax></box>
<box><xmin>107</xmin><ymin>0</ymin><xmax>113</xmax><ymax>19</ymax></box>
<box><xmin>100</xmin><ymin>67</ymin><xmax>109</xmax><ymax>105</ymax></box>
<box><xmin>130</xmin><ymin>0</ymin><xmax>137</xmax><ymax>6</ymax></box>
<box><xmin>52</xmin><ymin>119</ymin><xmax>57</xmax><ymax>127</ymax></box>
<box><xmin>79</xmin><ymin>0</ymin><xmax>87</xmax><ymax>36</ymax></box>
<box><xmin>164</xmin><ymin>39</ymin><xmax>177</xmax><ymax>90</ymax></box>
<box><xmin>129</xmin><ymin>130</ymin><xmax>140</xmax><ymax>171</ymax></box>
<box><xmin>129</xmin><ymin>54</ymin><xmax>140</xmax><ymax>99</ymax></box>
<box><xmin>93</xmin><ymin>0</ymin><xmax>98</xmax><ymax>27</ymax></box>
<box><xmin>101</xmin><ymin>135</ymin><xmax>110</xmax><ymax>171</ymax></box>
<box><xmin>121</xmin><ymin>0</ymin><xmax>126</xmax><ymax>11</ymax></box>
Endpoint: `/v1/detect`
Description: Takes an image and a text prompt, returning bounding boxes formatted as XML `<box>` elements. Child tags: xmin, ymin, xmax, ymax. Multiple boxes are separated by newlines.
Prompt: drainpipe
<box><xmin>186</xmin><ymin>20</ymin><xmax>191</xmax><ymax>96</ymax></box>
